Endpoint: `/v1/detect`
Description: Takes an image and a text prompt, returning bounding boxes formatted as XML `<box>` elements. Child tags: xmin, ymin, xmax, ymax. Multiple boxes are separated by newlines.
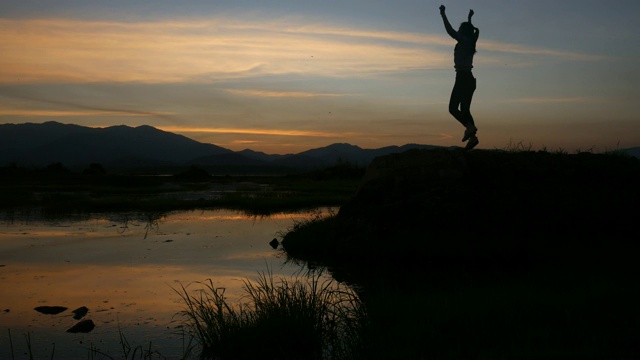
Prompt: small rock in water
<box><xmin>67</xmin><ymin>319</ymin><xmax>95</xmax><ymax>333</ymax></box>
<box><xmin>72</xmin><ymin>306</ymin><xmax>89</xmax><ymax>320</ymax></box>
<box><xmin>269</xmin><ymin>238</ymin><xmax>279</xmax><ymax>249</ymax></box>
<box><xmin>34</xmin><ymin>306</ymin><xmax>68</xmax><ymax>315</ymax></box>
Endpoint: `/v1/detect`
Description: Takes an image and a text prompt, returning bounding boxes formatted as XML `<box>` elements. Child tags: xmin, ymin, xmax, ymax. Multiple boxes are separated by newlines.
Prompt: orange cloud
<box><xmin>0</xmin><ymin>17</ymin><xmax>601</xmax><ymax>85</ymax></box>
<box><xmin>0</xmin><ymin>18</ymin><xmax>448</xmax><ymax>84</ymax></box>
<box><xmin>0</xmin><ymin>15</ymin><xmax>602</xmax><ymax>83</ymax></box>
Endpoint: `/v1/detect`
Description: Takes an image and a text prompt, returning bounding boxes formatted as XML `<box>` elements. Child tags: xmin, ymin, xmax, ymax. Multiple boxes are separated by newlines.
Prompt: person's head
<box><xmin>458</xmin><ymin>22</ymin><xmax>475</xmax><ymax>38</ymax></box>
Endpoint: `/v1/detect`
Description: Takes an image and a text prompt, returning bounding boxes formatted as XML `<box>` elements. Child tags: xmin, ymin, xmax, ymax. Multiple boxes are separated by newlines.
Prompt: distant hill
<box><xmin>0</xmin><ymin>122</ymin><xmax>442</xmax><ymax>173</ymax></box>
<box><xmin>4</xmin><ymin>122</ymin><xmax>636</xmax><ymax>173</ymax></box>
<box><xmin>622</xmin><ymin>147</ymin><xmax>640</xmax><ymax>158</ymax></box>
<box><xmin>0</xmin><ymin>121</ymin><xmax>231</xmax><ymax>169</ymax></box>
<box><xmin>273</xmin><ymin>143</ymin><xmax>441</xmax><ymax>168</ymax></box>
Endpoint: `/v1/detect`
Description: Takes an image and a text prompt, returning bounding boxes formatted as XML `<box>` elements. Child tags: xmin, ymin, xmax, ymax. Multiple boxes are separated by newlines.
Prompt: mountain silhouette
<box><xmin>1</xmin><ymin>122</ymin><xmax>638</xmax><ymax>173</ymax></box>
<box><xmin>1</xmin><ymin>121</ymin><xmax>231</xmax><ymax>169</ymax></box>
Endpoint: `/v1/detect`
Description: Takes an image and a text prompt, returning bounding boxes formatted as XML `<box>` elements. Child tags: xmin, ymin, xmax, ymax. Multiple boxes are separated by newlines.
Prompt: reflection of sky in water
<box><xmin>0</xmin><ymin>209</ymin><xmax>333</xmax><ymax>359</ymax></box>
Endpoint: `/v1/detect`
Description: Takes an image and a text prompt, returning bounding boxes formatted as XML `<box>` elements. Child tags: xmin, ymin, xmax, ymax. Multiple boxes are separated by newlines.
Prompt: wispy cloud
<box><xmin>501</xmin><ymin>96</ymin><xmax>597</xmax><ymax>104</ymax></box>
<box><xmin>0</xmin><ymin>18</ymin><xmax>447</xmax><ymax>84</ymax></box>
<box><xmin>230</xmin><ymin>22</ymin><xmax>602</xmax><ymax>61</ymax></box>
<box><xmin>225</xmin><ymin>89</ymin><xmax>350</xmax><ymax>98</ymax></box>
<box><xmin>0</xmin><ymin>108</ymin><xmax>151</xmax><ymax>117</ymax></box>
<box><xmin>480</xmin><ymin>40</ymin><xmax>606</xmax><ymax>61</ymax></box>
<box><xmin>0</xmin><ymin>92</ymin><xmax>174</xmax><ymax>118</ymax></box>
<box><xmin>0</xmin><ymin>17</ymin><xmax>598</xmax><ymax>85</ymax></box>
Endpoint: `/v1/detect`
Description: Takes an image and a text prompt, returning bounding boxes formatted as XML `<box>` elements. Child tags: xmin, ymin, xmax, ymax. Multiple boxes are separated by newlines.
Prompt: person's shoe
<box><xmin>462</xmin><ymin>126</ymin><xmax>477</xmax><ymax>142</ymax></box>
<box><xmin>465</xmin><ymin>135</ymin><xmax>479</xmax><ymax>150</ymax></box>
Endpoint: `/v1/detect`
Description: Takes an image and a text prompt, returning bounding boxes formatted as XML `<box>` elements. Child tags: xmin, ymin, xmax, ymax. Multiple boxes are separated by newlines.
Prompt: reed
<box><xmin>175</xmin><ymin>269</ymin><xmax>363</xmax><ymax>360</ymax></box>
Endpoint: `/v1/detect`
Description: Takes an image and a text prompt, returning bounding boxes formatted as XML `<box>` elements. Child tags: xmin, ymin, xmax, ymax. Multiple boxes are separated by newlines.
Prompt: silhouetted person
<box><xmin>440</xmin><ymin>5</ymin><xmax>480</xmax><ymax>150</ymax></box>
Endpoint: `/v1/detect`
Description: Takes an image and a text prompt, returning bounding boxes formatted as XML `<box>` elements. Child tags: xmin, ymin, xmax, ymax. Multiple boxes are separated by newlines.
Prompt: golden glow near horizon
<box><xmin>158</xmin><ymin>126</ymin><xmax>359</xmax><ymax>138</ymax></box>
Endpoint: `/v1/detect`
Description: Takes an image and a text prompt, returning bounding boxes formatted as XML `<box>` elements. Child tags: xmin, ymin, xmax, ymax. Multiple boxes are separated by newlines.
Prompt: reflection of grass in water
<box><xmin>7</xmin><ymin>326</ymin><xmax>167</xmax><ymax>360</ymax></box>
<box><xmin>115</xmin><ymin>212</ymin><xmax>164</xmax><ymax>239</ymax></box>
<box><xmin>89</xmin><ymin>324</ymin><xmax>165</xmax><ymax>360</ymax></box>
<box><xmin>175</xmin><ymin>269</ymin><xmax>364</xmax><ymax>360</ymax></box>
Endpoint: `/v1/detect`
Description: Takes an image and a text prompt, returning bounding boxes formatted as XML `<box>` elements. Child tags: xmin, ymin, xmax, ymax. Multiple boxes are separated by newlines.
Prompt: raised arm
<box><xmin>439</xmin><ymin>5</ymin><xmax>458</xmax><ymax>39</ymax></box>
<box><xmin>467</xmin><ymin>9</ymin><xmax>480</xmax><ymax>41</ymax></box>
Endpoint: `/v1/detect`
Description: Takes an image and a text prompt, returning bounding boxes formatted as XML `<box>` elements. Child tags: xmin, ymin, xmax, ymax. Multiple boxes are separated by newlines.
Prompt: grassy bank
<box><xmin>283</xmin><ymin>219</ymin><xmax>640</xmax><ymax>358</ymax></box>
<box><xmin>279</xmin><ymin>149</ymin><xmax>640</xmax><ymax>358</ymax></box>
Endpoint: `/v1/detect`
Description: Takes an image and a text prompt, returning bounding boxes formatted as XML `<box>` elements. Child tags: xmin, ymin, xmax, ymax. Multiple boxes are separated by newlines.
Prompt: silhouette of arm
<box><xmin>468</xmin><ymin>9</ymin><xmax>480</xmax><ymax>41</ymax></box>
<box><xmin>439</xmin><ymin>5</ymin><xmax>458</xmax><ymax>39</ymax></box>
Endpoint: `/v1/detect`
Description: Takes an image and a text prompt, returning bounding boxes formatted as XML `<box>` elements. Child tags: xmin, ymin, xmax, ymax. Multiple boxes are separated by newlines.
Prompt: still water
<box><xmin>0</xmin><ymin>208</ymin><xmax>332</xmax><ymax>359</ymax></box>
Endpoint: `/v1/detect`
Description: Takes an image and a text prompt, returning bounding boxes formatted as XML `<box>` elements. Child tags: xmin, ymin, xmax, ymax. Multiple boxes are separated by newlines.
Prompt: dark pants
<box><xmin>449</xmin><ymin>71</ymin><xmax>476</xmax><ymax>128</ymax></box>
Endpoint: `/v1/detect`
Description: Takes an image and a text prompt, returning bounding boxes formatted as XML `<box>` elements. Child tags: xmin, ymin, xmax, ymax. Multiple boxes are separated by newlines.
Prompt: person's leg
<box><xmin>461</xmin><ymin>75</ymin><xmax>479</xmax><ymax>150</ymax></box>
<box><xmin>448</xmin><ymin>77</ymin><xmax>467</xmax><ymax>127</ymax></box>
<box><xmin>460</xmin><ymin>75</ymin><xmax>477</xmax><ymax>129</ymax></box>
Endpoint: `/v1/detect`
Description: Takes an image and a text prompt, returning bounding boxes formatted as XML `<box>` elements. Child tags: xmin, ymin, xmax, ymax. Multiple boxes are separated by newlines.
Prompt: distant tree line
<box><xmin>0</xmin><ymin>162</ymin><xmax>107</xmax><ymax>178</ymax></box>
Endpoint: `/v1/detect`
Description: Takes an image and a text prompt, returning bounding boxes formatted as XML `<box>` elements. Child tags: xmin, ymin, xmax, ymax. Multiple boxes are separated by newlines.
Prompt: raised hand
<box><xmin>439</xmin><ymin>5</ymin><xmax>446</xmax><ymax>15</ymax></box>
<box><xmin>468</xmin><ymin>9</ymin><xmax>474</xmax><ymax>21</ymax></box>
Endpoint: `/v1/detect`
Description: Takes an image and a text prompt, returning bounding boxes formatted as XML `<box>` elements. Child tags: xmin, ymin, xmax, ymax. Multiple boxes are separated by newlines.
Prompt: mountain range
<box><xmin>0</xmin><ymin>122</ymin><xmax>444</xmax><ymax>173</ymax></box>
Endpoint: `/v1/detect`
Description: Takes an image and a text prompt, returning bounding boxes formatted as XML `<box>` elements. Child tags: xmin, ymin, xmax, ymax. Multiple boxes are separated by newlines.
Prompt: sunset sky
<box><xmin>1</xmin><ymin>0</ymin><xmax>638</xmax><ymax>154</ymax></box>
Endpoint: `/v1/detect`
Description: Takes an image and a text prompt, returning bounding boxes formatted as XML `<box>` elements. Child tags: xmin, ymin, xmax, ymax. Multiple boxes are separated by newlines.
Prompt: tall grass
<box><xmin>175</xmin><ymin>269</ymin><xmax>364</xmax><ymax>360</ymax></box>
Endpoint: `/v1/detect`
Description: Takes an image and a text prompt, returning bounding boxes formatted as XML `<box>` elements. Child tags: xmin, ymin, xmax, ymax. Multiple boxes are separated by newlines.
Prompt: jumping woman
<box><xmin>440</xmin><ymin>5</ymin><xmax>480</xmax><ymax>150</ymax></box>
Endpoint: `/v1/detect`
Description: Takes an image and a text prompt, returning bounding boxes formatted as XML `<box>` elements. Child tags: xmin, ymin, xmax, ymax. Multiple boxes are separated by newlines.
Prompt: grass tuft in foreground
<box><xmin>175</xmin><ymin>270</ymin><xmax>364</xmax><ymax>360</ymax></box>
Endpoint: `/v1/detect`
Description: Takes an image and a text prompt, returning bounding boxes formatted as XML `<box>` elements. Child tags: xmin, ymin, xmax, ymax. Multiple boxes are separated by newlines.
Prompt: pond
<box><xmin>0</xmin><ymin>208</ymin><xmax>334</xmax><ymax>359</ymax></box>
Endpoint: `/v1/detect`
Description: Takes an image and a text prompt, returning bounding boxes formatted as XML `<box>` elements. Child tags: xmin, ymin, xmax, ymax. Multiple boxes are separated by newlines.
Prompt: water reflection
<box><xmin>0</xmin><ymin>208</ymin><xmax>334</xmax><ymax>359</ymax></box>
